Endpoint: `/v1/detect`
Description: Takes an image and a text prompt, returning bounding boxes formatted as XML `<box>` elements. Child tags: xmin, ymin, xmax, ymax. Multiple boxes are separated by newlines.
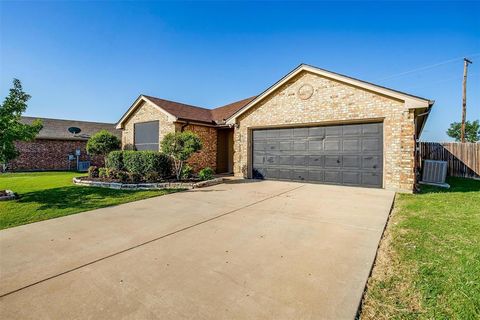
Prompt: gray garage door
<box><xmin>252</xmin><ymin>123</ymin><xmax>383</xmax><ymax>188</ymax></box>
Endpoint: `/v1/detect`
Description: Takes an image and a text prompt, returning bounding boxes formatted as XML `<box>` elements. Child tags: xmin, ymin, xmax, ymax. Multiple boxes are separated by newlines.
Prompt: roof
<box><xmin>117</xmin><ymin>63</ymin><xmax>433</xmax><ymax>129</ymax></box>
<box><xmin>225</xmin><ymin>64</ymin><xmax>433</xmax><ymax>124</ymax></box>
<box><xmin>21</xmin><ymin>116</ymin><xmax>121</xmax><ymax>141</ymax></box>
<box><xmin>116</xmin><ymin>95</ymin><xmax>255</xmax><ymax>128</ymax></box>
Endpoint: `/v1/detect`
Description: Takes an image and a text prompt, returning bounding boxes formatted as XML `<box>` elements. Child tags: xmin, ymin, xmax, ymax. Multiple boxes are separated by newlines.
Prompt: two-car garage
<box><xmin>251</xmin><ymin>122</ymin><xmax>383</xmax><ymax>188</ymax></box>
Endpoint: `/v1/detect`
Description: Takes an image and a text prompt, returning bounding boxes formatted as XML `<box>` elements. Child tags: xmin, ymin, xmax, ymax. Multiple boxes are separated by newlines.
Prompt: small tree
<box><xmin>0</xmin><ymin>79</ymin><xmax>42</xmax><ymax>170</ymax></box>
<box><xmin>446</xmin><ymin>120</ymin><xmax>480</xmax><ymax>143</ymax></box>
<box><xmin>161</xmin><ymin>131</ymin><xmax>202</xmax><ymax>180</ymax></box>
<box><xmin>86</xmin><ymin>130</ymin><xmax>121</xmax><ymax>164</ymax></box>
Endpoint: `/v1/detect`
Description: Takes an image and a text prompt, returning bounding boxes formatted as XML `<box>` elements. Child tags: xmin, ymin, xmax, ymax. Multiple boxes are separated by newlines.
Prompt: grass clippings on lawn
<box><xmin>0</xmin><ymin>171</ymin><xmax>182</xmax><ymax>230</ymax></box>
<box><xmin>360</xmin><ymin>177</ymin><xmax>480</xmax><ymax>320</ymax></box>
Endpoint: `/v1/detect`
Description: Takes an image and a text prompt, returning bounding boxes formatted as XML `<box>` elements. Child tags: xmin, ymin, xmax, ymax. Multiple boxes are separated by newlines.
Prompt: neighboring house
<box><xmin>8</xmin><ymin>117</ymin><xmax>120</xmax><ymax>171</ymax></box>
<box><xmin>116</xmin><ymin>64</ymin><xmax>433</xmax><ymax>192</ymax></box>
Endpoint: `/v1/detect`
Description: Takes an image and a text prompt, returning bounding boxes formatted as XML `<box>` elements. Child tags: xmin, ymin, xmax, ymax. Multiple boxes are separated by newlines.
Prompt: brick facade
<box><xmin>122</xmin><ymin>100</ymin><xmax>175</xmax><ymax>150</ymax></box>
<box><xmin>8</xmin><ymin>139</ymin><xmax>104</xmax><ymax>171</ymax></box>
<box><xmin>232</xmin><ymin>71</ymin><xmax>416</xmax><ymax>192</ymax></box>
<box><xmin>176</xmin><ymin>124</ymin><xmax>217</xmax><ymax>172</ymax></box>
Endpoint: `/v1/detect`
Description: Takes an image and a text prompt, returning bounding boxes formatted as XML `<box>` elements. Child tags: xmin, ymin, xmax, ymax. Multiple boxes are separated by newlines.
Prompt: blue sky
<box><xmin>1</xmin><ymin>1</ymin><xmax>479</xmax><ymax>141</ymax></box>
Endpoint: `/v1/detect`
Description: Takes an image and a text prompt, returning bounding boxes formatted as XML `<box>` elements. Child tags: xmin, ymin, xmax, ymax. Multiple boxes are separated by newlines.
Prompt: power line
<box><xmin>378</xmin><ymin>53</ymin><xmax>480</xmax><ymax>81</ymax></box>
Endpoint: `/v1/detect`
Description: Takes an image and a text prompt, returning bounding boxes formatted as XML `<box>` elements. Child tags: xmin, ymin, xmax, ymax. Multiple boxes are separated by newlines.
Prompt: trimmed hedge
<box><xmin>106</xmin><ymin>150</ymin><xmax>123</xmax><ymax>171</ymax></box>
<box><xmin>106</xmin><ymin>150</ymin><xmax>171</xmax><ymax>177</ymax></box>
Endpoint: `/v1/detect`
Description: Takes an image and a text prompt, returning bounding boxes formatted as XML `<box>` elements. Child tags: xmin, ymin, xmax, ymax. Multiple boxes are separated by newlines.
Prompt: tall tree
<box><xmin>0</xmin><ymin>79</ymin><xmax>42</xmax><ymax>170</ymax></box>
<box><xmin>446</xmin><ymin>120</ymin><xmax>480</xmax><ymax>143</ymax></box>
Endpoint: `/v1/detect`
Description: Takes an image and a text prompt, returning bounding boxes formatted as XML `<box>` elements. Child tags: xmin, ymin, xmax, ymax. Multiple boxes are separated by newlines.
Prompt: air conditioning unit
<box><xmin>420</xmin><ymin>160</ymin><xmax>449</xmax><ymax>188</ymax></box>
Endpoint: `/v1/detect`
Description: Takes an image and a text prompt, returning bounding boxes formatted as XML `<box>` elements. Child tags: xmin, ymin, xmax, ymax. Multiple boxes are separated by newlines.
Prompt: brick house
<box><xmin>8</xmin><ymin>117</ymin><xmax>120</xmax><ymax>171</ymax></box>
<box><xmin>116</xmin><ymin>64</ymin><xmax>433</xmax><ymax>192</ymax></box>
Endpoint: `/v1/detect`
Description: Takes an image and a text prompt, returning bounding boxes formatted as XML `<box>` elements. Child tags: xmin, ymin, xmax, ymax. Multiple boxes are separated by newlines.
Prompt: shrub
<box><xmin>88</xmin><ymin>166</ymin><xmax>99</xmax><ymax>178</ymax></box>
<box><xmin>106</xmin><ymin>150</ymin><xmax>123</xmax><ymax>170</ymax></box>
<box><xmin>106</xmin><ymin>168</ymin><xmax>119</xmax><ymax>179</ymax></box>
<box><xmin>116</xmin><ymin>171</ymin><xmax>129</xmax><ymax>183</ymax></box>
<box><xmin>128</xmin><ymin>172</ymin><xmax>142</xmax><ymax>184</ymax></box>
<box><xmin>161</xmin><ymin>131</ymin><xmax>202</xmax><ymax>180</ymax></box>
<box><xmin>86</xmin><ymin>130</ymin><xmax>121</xmax><ymax>163</ymax></box>
<box><xmin>199</xmin><ymin>167</ymin><xmax>214</xmax><ymax>181</ymax></box>
<box><xmin>180</xmin><ymin>164</ymin><xmax>193</xmax><ymax>180</ymax></box>
<box><xmin>122</xmin><ymin>150</ymin><xmax>171</xmax><ymax>177</ymax></box>
<box><xmin>145</xmin><ymin>171</ymin><xmax>161</xmax><ymax>182</ymax></box>
<box><xmin>98</xmin><ymin>167</ymin><xmax>107</xmax><ymax>179</ymax></box>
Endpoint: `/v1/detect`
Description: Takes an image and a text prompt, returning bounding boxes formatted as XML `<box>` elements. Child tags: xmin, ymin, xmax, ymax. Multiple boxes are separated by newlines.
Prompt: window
<box><xmin>134</xmin><ymin>121</ymin><xmax>159</xmax><ymax>151</ymax></box>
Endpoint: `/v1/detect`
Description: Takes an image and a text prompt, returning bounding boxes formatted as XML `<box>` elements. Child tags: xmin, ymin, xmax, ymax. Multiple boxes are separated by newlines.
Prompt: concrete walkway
<box><xmin>0</xmin><ymin>180</ymin><xmax>394</xmax><ymax>319</ymax></box>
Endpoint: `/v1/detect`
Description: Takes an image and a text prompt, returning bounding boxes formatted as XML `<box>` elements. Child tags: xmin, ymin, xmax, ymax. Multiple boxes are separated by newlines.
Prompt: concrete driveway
<box><xmin>0</xmin><ymin>180</ymin><xmax>394</xmax><ymax>319</ymax></box>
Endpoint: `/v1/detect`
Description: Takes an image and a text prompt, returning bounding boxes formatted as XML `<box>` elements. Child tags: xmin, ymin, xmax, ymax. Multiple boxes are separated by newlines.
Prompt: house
<box><xmin>8</xmin><ymin>117</ymin><xmax>121</xmax><ymax>171</ymax></box>
<box><xmin>116</xmin><ymin>64</ymin><xmax>433</xmax><ymax>192</ymax></box>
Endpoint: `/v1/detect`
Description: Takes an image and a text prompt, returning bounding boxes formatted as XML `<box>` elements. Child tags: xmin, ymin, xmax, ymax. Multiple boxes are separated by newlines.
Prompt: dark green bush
<box><xmin>117</xmin><ymin>171</ymin><xmax>129</xmax><ymax>183</ymax></box>
<box><xmin>88</xmin><ymin>166</ymin><xmax>99</xmax><ymax>178</ymax></box>
<box><xmin>199</xmin><ymin>167</ymin><xmax>214</xmax><ymax>181</ymax></box>
<box><xmin>98</xmin><ymin>167</ymin><xmax>107</xmax><ymax>179</ymax></box>
<box><xmin>128</xmin><ymin>172</ymin><xmax>142</xmax><ymax>183</ymax></box>
<box><xmin>180</xmin><ymin>164</ymin><xmax>193</xmax><ymax>180</ymax></box>
<box><xmin>122</xmin><ymin>150</ymin><xmax>171</xmax><ymax>177</ymax></box>
<box><xmin>145</xmin><ymin>171</ymin><xmax>161</xmax><ymax>182</ymax></box>
<box><xmin>106</xmin><ymin>151</ymin><xmax>124</xmax><ymax>170</ymax></box>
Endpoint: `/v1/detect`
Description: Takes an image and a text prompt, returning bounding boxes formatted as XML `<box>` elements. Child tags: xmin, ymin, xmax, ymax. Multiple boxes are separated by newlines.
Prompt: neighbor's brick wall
<box><xmin>176</xmin><ymin>123</ymin><xmax>217</xmax><ymax>172</ymax></box>
<box><xmin>121</xmin><ymin>100</ymin><xmax>175</xmax><ymax>150</ymax></box>
<box><xmin>8</xmin><ymin>139</ymin><xmax>104</xmax><ymax>171</ymax></box>
<box><xmin>233</xmin><ymin>70</ymin><xmax>416</xmax><ymax>192</ymax></box>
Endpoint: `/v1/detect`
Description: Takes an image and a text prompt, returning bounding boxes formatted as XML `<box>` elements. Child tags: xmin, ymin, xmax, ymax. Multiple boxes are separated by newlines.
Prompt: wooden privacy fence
<box><xmin>418</xmin><ymin>142</ymin><xmax>480</xmax><ymax>179</ymax></box>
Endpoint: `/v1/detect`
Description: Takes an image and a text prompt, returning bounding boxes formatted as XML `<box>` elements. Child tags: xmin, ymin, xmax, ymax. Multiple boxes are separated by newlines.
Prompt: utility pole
<box><xmin>461</xmin><ymin>58</ymin><xmax>472</xmax><ymax>143</ymax></box>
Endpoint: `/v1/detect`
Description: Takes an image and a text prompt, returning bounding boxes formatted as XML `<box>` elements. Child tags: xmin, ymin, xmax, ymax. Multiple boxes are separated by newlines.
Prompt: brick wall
<box><xmin>8</xmin><ymin>139</ymin><xmax>104</xmax><ymax>171</ymax></box>
<box><xmin>233</xmin><ymin>70</ymin><xmax>416</xmax><ymax>192</ymax></box>
<box><xmin>177</xmin><ymin>123</ymin><xmax>217</xmax><ymax>172</ymax></box>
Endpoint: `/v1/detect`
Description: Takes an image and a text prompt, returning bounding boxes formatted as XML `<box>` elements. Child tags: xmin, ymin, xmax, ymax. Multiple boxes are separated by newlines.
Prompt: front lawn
<box><xmin>0</xmin><ymin>171</ymin><xmax>181</xmax><ymax>230</ymax></box>
<box><xmin>360</xmin><ymin>177</ymin><xmax>480</xmax><ymax>319</ymax></box>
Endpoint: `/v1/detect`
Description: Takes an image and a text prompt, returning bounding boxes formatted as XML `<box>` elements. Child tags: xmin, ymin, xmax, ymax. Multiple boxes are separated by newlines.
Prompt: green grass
<box><xmin>361</xmin><ymin>177</ymin><xmax>480</xmax><ymax>320</ymax></box>
<box><xmin>0</xmin><ymin>171</ymin><xmax>182</xmax><ymax>230</ymax></box>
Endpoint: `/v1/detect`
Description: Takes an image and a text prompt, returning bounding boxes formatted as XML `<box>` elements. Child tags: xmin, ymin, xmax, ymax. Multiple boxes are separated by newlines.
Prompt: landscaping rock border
<box><xmin>73</xmin><ymin>177</ymin><xmax>224</xmax><ymax>190</ymax></box>
<box><xmin>0</xmin><ymin>190</ymin><xmax>16</xmax><ymax>201</ymax></box>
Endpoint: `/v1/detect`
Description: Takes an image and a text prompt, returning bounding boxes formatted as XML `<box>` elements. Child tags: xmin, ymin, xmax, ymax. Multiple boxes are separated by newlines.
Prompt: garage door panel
<box><xmin>293</xmin><ymin>169</ymin><xmax>308</xmax><ymax>181</ymax></box>
<box><xmin>343</xmin><ymin>155</ymin><xmax>361</xmax><ymax>168</ymax></box>
<box><xmin>362</xmin><ymin>138</ymin><xmax>381</xmax><ymax>152</ymax></box>
<box><xmin>325</xmin><ymin>171</ymin><xmax>341</xmax><ymax>184</ymax></box>
<box><xmin>362</xmin><ymin>156</ymin><xmax>382</xmax><ymax>169</ymax></box>
<box><xmin>308</xmin><ymin>140</ymin><xmax>323</xmax><ymax>151</ymax></box>
<box><xmin>252</xmin><ymin>123</ymin><xmax>383</xmax><ymax>188</ymax></box>
<box><xmin>293</xmin><ymin>155</ymin><xmax>307</xmax><ymax>166</ymax></box>
<box><xmin>294</xmin><ymin>141</ymin><xmax>307</xmax><ymax>151</ymax></box>
<box><xmin>308</xmin><ymin>155</ymin><xmax>324</xmax><ymax>167</ymax></box>
<box><xmin>324</xmin><ymin>139</ymin><xmax>341</xmax><ymax>151</ymax></box>
<box><xmin>326</xmin><ymin>126</ymin><xmax>342</xmax><ymax>136</ymax></box>
<box><xmin>343</xmin><ymin>124</ymin><xmax>362</xmax><ymax>136</ymax></box>
<box><xmin>253</xmin><ymin>153</ymin><xmax>265</xmax><ymax>165</ymax></box>
<box><xmin>308</xmin><ymin>127</ymin><xmax>325</xmax><ymax>137</ymax></box>
<box><xmin>325</xmin><ymin>155</ymin><xmax>341</xmax><ymax>167</ymax></box>
<box><xmin>342</xmin><ymin>172</ymin><xmax>361</xmax><ymax>185</ymax></box>
<box><xmin>362</xmin><ymin>123</ymin><xmax>382</xmax><ymax>134</ymax></box>
<box><xmin>343</xmin><ymin>139</ymin><xmax>361</xmax><ymax>152</ymax></box>
<box><xmin>279</xmin><ymin>141</ymin><xmax>293</xmax><ymax>151</ymax></box>
<box><xmin>308</xmin><ymin>170</ymin><xmax>324</xmax><ymax>182</ymax></box>
<box><xmin>294</xmin><ymin>127</ymin><xmax>309</xmax><ymax>137</ymax></box>
<box><xmin>362</xmin><ymin>172</ymin><xmax>382</xmax><ymax>186</ymax></box>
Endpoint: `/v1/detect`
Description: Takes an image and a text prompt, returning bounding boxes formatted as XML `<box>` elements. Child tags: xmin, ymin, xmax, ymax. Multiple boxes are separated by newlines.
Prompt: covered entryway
<box><xmin>216</xmin><ymin>128</ymin><xmax>234</xmax><ymax>173</ymax></box>
<box><xmin>252</xmin><ymin>122</ymin><xmax>383</xmax><ymax>187</ymax></box>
